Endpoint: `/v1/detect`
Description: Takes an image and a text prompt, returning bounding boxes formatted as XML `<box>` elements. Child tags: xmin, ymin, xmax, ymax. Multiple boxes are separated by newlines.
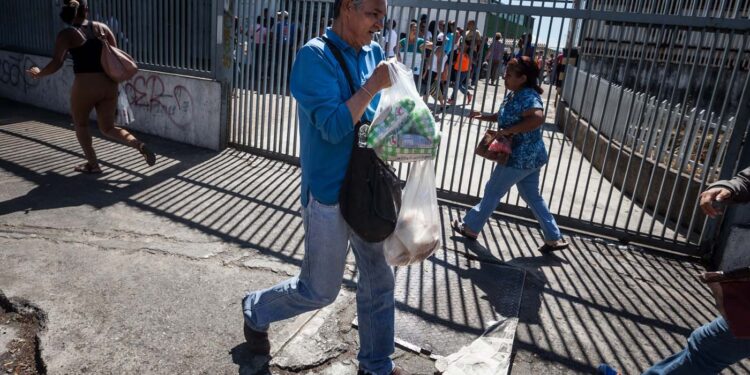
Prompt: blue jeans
<box><xmin>243</xmin><ymin>196</ymin><xmax>395</xmax><ymax>375</ymax></box>
<box><xmin>450</xmin><ymin>70</ymin><xmax>469</xmax><ymax>100</ymax></box>
<box><xmin>463</xmin><ymin>165</ymin><xmax>561</xmax><ymax>241</ymax></box>
<box><xmin>643</xmin><ymin>317</ymin><xmax>750</xmax><ymax>374</ymax></box>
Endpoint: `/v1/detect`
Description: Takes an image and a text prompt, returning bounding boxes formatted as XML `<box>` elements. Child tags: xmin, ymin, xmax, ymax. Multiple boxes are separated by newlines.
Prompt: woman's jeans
<box><xmin>243</xmin><ymin>197</ymin><xmax>395</xmax><ymax>375</ymax></box>
<box><xmin>643</xmin><ymin>317</ymin><xmax>750</xmax><ymax>374</ymax></box>
<box><xmin>450</xmin><ymin>70</ymin><xmax>469</xmax><ymax>100</ymax></box>
<box><xmin>463</xmin><ymin>164</ymin><xmax>561</xmax><ymax>241</ymax></box>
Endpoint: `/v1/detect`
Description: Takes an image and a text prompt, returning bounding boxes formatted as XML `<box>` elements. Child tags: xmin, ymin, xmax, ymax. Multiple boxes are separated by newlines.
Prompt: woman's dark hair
<box><xmin>60</xmin><ymin>0</ymin><xmax>87</xmax><ymax>25</ymax></box>
<box><xmin>446</xmin><ymin>20</ymin><xmax>456</xmax><ymax>33</ymax></box>
<box><xmin>428</xmin><ymin>20</ymin><xmax>436</xmax><ymax>35</ymax></box>
<box><xmin>507</xmin><ymin>56</ymin><xmax>543</xmax><ymax>94</ymax></box>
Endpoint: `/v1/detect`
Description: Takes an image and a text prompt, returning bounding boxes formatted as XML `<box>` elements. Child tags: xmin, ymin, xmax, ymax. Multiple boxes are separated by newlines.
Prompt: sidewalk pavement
<box><xmin>0</xmin><ymin>98</ymin><xmax>748</xmax><ymax>374</ymax></box>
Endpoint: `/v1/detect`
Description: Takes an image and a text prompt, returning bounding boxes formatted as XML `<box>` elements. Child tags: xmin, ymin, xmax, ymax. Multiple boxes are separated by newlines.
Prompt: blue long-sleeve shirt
<box><xmin>290</xmin><ymin>28</ymin><xmax>383</xmax><ymax>207</ymax></box>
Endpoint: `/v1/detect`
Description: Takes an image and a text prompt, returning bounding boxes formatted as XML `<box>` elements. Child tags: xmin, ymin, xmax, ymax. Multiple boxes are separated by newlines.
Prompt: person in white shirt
<box><xmin>380</xmin><ymin>19</ymin><xmax>398</xmax><ymax>58</ymax></box>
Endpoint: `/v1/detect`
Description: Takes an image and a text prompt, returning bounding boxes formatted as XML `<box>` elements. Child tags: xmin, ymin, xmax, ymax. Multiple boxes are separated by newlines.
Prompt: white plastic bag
<box><xmin>116</xmin><ymin>85</ymin><xmax>134</xmax><ymax>125</ymax></box>
<box><xmin>384</xmin><ymin>159</ymin><xmax>441</xmax><ymax>266</ymax></box>
<box><xmin>366</xmin><ymin>62</ymin><xmax>439</xmax><ymax>162</ymax></box>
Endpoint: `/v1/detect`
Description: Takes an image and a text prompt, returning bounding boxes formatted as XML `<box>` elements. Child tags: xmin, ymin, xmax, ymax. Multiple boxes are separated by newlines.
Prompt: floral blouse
<box><xmin>497</xmin><ymin>87</ymin><xmax>547</xmax><ymax>169</ymax></box>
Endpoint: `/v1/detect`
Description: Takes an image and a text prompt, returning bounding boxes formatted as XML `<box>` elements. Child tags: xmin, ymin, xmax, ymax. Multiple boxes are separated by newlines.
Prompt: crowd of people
<box><xmin>233</xmin><ymin>9</ymin><xmax>572</xmax><ymax>104</ymax></box>
<box><xmin>370</xmin><ymin>14</ymin><xmax>569</xmax><ymax>111</ymax></box>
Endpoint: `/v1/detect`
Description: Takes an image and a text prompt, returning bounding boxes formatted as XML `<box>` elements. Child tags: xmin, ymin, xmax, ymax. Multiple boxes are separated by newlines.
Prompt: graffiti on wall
<box><xmin>124</xmin><ymin>73</ymin><xmax>195</xmax><ymax>128</ymax></box>
<box><xmin>0</xmin><ymin>55</ymin><xmax>40</xmax><ymax>94</ymax></box>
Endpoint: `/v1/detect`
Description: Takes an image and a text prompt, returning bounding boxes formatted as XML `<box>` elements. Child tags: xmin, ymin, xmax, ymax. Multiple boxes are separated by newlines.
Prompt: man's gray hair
<box><xmin>333</xmin><ymin>0</ymin><xmax>364</xmax><ymax>19</ymax></box>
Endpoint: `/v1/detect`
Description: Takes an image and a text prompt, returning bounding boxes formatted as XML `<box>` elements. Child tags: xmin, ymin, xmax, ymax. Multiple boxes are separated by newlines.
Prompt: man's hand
<box><xmin>367</xmin><ymin>61</ymin><xmax>392</xmax><ymax>92</ymax></box>
<box><xmin>26</xmin><ymin>66</ymin><xmax>41</xmax><ymax>79</ymax></box>
<box><xmin>699</xmin><ymin>187</ymin><xmax>732</xmax><ymax>218</ymax></box>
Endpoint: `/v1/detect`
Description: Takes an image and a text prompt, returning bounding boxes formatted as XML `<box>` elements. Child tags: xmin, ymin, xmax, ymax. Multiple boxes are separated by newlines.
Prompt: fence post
<box><xmin>215</xmin><ymin>0</ymin><xmax>236</xmax><ymax>150</ymax></box>
<box><xmin>705</xmin><ymin>81</ymin><xmax>750</xmax><ymax>265</ymax></box>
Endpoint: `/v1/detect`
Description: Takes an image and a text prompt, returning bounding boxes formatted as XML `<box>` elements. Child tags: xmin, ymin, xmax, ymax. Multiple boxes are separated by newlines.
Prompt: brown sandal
<box><xmin>451</xmin><ymin>219</ymin><xmax>478</xmax><ymax>240</ymax></box>
<box><xmin>73</xmin><ymin>162</ymin><xmax>102</xmax><ymax>174</ymax></box>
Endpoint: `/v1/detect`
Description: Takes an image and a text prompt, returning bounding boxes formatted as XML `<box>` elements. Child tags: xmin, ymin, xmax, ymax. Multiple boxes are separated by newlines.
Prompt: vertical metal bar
<box><xmin>259</xmin><ymin>0</ymin><xmax>269</xmax><ymax>148</ymax></box>
<box><xmin>179</xmin><ymin>0</ymin><xmax>185</xmax><ymax>69</ymax></box>
<box><xmin>631</xmin><ymin>22</ymin><xmax>682</xmax><ymax>235</ymax></box>
<box><xmin>282</xmin><ymin>0</ymin><xmax>300</xmax><ymax>155</ymax></box>
<box><xmin>553</xmin><ymin>17</ymin><xmax>598</xmax><ymax>215</ymax></box>
<box><xmin>577</xmin><ymin>20</ymin><xmax>625</xmax><ymax>223</ymax></box>
<box><xmin>456</xmin><ymin>10</ymin><xmax>485</xmax><ymax>197</ymax></box>
<box><xmin>546</xmin><ymin>11</ymin><xmax>575</xmax><ymax>206</ymax></box>
<box><xmin>197</xmin><ymin>0</ymin><xmax>204</xmax><ymax>71</ymax></box>
<box><xmin>283</xmin><ymin>0</ymin><xmax>303</xmax><ymax>156</ymax></box>
<box><xmin>538</xmin><ymin>14</ymin><xmax>570</xmax><ymax>199</ymax></box>
<box><xmin>246</xmin><ymin>1</ymin><xmax>259</xmax><ymax>148</ymax></box>
<box><xmin>230</xmin><ymin>0</ymin><xmax>239</xmax><ymax>145</ymax></box>
<box><xmin>138</xmin><ymin>0</ymin><xmax>146</xmax><ymax>67</ymax></box>
<box><xmin>645</xmin><ymin>25</ymin><xmax>694</xmax><ymax>235</ymax></box>
<box><xmin>445</xmin><ymin>7</ymin><xmax>473</xmax><ymax>192</ymax></box>
<box><xmin>232</xmin><ymin>0</ymin><xmax>243</xmax><ymax>146</ymax></box>
<box><xmin>186</xmin><ymin>0</ymin><xmax>192</xmax><ymax>71</ymax></box>
<box><xmin>600</xmin><ymin>22</ymin><xmax>657</xmax><ymax>228</ymax></box>
<box><xmin>667</xmin><ymin>27</ymin><xmax>721</xmax><ymax>241</ymax></box>
<box><xmin>619</xmin><ymin>22</ymin><xmax>669</xmax><ymax>233</ymax></box>
<box><xmin>264</xmin><ymin>0</ymin><xmax>278</xmax><ymax>153</ymax></box>
<box><xmin>272</xmin><ymin>0</ymin><xmax>285</xmax><ymax>154</ymax></box>
<box><xmin>567</xmin><ymin>18</ymin><xmax>614</xmax><ymax>219</ymax></box>
<box><xmin>473</xmin><ymin>10</ymin><xmax>514</xmax><ymax>199</ymax></box>
<box><xmin>244</xmin><ymin>0</ymin><xmax>258</xmax><ymax>147</ymax></box>
<box><xmin>161</xmin><ymin>0</ymin><xmax>166</xmax><ymax>67</ymax></box>
<box><xmin>195</xmin><ymin>0</ymin><xmax>200</xmax><ymax>71</ymax></box>
<box><xmin>684</xmin><ymin>30</ymin><xmax>737</xmax><ymax>240</ymax></box>
<box><xmin>169</xmin><ymin>0</ymin><xmax>174</xmax><ymax>68</ymax></box>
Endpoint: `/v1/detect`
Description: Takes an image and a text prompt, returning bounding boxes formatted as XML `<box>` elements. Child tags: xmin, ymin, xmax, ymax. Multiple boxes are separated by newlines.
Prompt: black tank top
<box><xmin>69</xmin><ymin>23</ymin><xmax>104</xmax><ymax>74</ymax></box>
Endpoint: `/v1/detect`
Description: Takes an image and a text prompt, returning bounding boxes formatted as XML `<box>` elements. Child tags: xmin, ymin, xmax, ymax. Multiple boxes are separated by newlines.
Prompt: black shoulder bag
<box><xmin>320</xmin><ymin>37</ymin><xmax>402</xmax><ymax>243</ymax></box>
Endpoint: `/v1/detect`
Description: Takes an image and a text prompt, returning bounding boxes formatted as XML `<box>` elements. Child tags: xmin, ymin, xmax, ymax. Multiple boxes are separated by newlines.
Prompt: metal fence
<box><xmin>88</xmin><ymin>0</ymin><xmax>217</xmax><ymax>77</ymax></box>
<box><xmin>0</xmin><ymin>0</ymin><xmax>217</xmax><ymax>77</ymax></box>
<box><xmin>228</xmin><ymin>0</ymin><xmax>750</xmax><ymax>255</ymax></box>
<box><xmin>564</xmin><ymin>66</ymin><xmax>735</xmax><ymax>183</ymax></box>
<box><xmin>0</xmin><ymin>0</ymin><xmax>56</xmax><ymax>56</ymax></box>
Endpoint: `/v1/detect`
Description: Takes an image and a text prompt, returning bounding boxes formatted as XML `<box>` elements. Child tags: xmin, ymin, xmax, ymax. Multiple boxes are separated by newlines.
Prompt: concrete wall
<box><xmin>0</xmin><ymin>50</ymin><xmax>222</xmax><ymax>150</ymax></box>
<box><xmin>555</xmin><ymin>102</ymin><xmax>703</xmax><ymax>240</ymax></box>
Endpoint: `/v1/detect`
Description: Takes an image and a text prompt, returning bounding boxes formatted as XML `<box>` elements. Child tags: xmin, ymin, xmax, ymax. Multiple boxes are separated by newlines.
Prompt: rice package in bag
<box><xmin>384</xmin><ymin>159</ymin><xmax>441</xmax><ymax>266</ymax></box>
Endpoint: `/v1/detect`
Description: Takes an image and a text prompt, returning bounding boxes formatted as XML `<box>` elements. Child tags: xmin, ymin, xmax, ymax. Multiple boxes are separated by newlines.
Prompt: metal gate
<box><xmin>228</xmin><ymin>0</ymin><xmax>750</xmax><ymax>255</ymax></box>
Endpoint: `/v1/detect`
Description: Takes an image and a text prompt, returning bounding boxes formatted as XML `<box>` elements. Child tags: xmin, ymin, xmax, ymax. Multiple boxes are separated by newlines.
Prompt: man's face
<box><xmin>345</xmin><ymin>0</ymin><xmax>386</xmax><ymax>48</ymax></box>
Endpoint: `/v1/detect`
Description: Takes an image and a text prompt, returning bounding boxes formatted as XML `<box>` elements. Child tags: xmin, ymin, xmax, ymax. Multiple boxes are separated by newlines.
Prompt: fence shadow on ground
<box><xmin>0</xmin><ymin>102</ymin><xmax>747</xmax><ymax>374</ymax></box>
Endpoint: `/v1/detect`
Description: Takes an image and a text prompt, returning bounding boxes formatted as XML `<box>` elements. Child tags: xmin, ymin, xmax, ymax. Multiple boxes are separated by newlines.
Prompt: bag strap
<box><xmin>319</xmin><ymin>36</ymin><xmax>372</xmax><ymax>150</ymax></box>
<box><xmin>91</xmin><ymin>22</ymin><xmax>109</xmax><ymax>45</ymax></box>
<box><xmin>319</xmin><ymin>36</ymin><xmax>357</xmax><ymax>97</ymax></box>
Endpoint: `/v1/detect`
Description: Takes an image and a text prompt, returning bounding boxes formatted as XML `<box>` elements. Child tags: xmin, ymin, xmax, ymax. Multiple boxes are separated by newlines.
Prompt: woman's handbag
<box><xmin>93</xmin><ymin>22</ymin><xmax>138</xmax><ymax>83</ymax></box>
<box><xmin>475</xmin><ymin>129</ymin><xmax>511</xmax><ymax>164</ymax></box>
<box><xmin>321</xmin><ymin>37</ymin><xmax>402</xmax><ymax>243</ymax></box>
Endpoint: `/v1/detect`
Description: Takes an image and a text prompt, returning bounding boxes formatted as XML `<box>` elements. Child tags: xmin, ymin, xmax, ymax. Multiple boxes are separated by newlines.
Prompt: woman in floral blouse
<box><xmin>452</xmin><ymin>56</ymin><xmax>569</xmax><ymax>253</ymax></box>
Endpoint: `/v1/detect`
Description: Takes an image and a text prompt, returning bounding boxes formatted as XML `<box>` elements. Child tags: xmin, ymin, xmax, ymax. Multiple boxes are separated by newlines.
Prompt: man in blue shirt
<box><xmin>241</xmin><ymin>1</ymin><xmax>407</xmax><ymax>374</ymax></box>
